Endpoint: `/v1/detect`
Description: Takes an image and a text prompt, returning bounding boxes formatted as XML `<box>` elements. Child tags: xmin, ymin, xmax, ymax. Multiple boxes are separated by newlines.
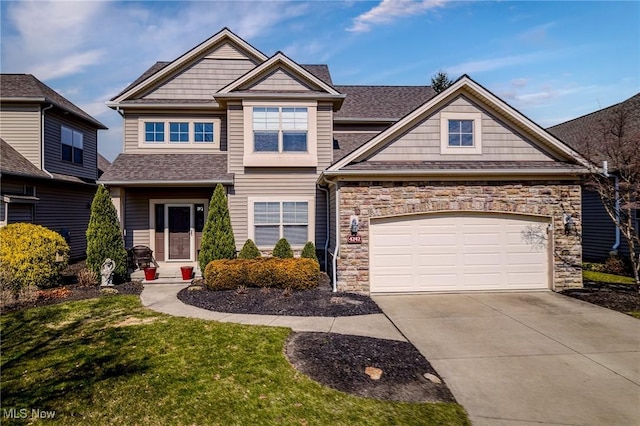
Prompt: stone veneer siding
<box><xmin>337</xmin><ymin>180</ymin><xmax>582</xmax><ymax>293</ymax></box>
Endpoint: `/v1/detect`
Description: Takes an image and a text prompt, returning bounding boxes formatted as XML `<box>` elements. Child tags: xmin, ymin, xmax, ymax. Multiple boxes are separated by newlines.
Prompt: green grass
<box><xmin>583</xmin><ymin>270</ymin><xmax>636</xmax><ymax>284</ymax></box>
<box><xmin>1</xmin><ymin>296</ymin><xmax>470</xmax><ymax>425</ymax></box>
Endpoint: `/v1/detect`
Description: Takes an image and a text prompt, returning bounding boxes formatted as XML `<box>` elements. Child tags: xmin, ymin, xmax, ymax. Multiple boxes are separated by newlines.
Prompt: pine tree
<box><xmin>238</xmin><ymin>239</ymin><xmax>261</xmax><ymax>259</ymax></box>
<box><xmin>430</xmin><ymin>70</ymin><xmax>454</xmax><ymax>94</ymax></box>
<box><xmin>301</xmin><ymin>241</ymin><xmax>318</xmax><ymax>263</ymax></box>
<box><xmin>86</xmin><ymin>185</ymin><xmax>128</xmax><ymax>283</ymax></box>
<box><xmin>273</xmin><ymin>238</ymin><xmax>293</xmax><ymax>258</ymax></box>
<box><xmin>199</xmin><ymin>184</ymin><xmax>236</xmax><ymax>271</ymax></box>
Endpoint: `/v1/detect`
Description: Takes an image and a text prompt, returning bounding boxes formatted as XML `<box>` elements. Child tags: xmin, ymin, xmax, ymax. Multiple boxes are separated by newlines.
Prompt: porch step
<box><xmin>131</xmin><ymin>266</ymin><xmax>202</xmax><ymax>284</ymax></box>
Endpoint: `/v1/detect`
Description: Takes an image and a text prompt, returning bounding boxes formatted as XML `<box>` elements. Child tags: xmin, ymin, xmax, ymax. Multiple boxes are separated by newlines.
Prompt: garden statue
<box><xmin>100</xmin><ymin>258</ymin><xmax>116</xmax><ymax>286</ymax></box>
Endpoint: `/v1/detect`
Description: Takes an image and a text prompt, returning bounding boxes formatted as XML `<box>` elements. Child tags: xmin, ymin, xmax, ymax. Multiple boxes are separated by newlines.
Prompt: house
<box><xmin>101</xmin><ymin>28</ymin><xmax>589</xmax><ymax>293</ymax></box>
<box><xmin>0</xmin><ymin>74</ymin><xmax>108</xmax><ymax>259</ymax></box>
<box><xmin>548</xmin><ymin>93</ymin><xmax>640</xmax><ymax>263</ymax></box>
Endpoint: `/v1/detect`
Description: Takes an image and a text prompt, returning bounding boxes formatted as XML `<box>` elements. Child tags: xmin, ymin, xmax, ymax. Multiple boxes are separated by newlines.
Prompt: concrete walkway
<box><xmin>374</xmin><ymin>292</ymin><xmax>640</xmax><ymax>426</ymax></box>
<box><xmin>140</xmin><ymin>284</ymin><xmax>406</xmax><ymax>341</ymax></box>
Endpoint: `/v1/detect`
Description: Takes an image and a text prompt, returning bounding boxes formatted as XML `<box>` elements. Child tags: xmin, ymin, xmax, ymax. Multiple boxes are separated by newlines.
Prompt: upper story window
<box><xmin>61</xmin><ymin>125</ymin><xmax>83</xmax><ymax>164</ymax></box>
<box><xmin>440</xmin><ymin>112</ymin><xmax>482</xmax><ymax>155</ymax></box>
<box><xmin>139</xmin><ymin>118</ymin><xmax>220</xmax><ymax>148</ymax></box>
<box><xmin>253</xmin><ymin>107</ymin><xmax>308</xmax><ymax>153</ymax></box>
<box><xmin>242</xmin><ymin>101</ymin><xmax>317</xmax><ymax>167</ymax></box>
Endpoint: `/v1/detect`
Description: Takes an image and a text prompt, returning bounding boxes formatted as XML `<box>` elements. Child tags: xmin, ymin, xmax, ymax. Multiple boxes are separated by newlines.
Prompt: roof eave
<box><xmin>0</xmin><ymin>96</ymin><xmax>46</xmax><ymax>103</ymax></box>
<box><xmin>98</xmin><ymin>178</ymin><xmax>234</xmax><ymax>187</ymax></box>
<box><xmin>106</xmin><ymin>101</ymin><xmax>222</xmax><ymax>110</ymax></box>
<box><xmin>333</xmin><ymin>117</ymin><xmax>397</xmax><ymax>123</ymax></box>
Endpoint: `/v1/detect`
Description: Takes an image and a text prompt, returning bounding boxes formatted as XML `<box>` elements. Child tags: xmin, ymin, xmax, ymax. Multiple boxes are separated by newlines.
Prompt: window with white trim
<box><xmin>61</xmin><ymin>125</ymin><xmax>83</xmax><ymax>164</ymax></box>
<box><xmin>440</xmin><ymin>112</ymin><xmax>482</xmax><ymax>155</ymax></box>
<box><xmin>253</xmin><ymin>201</ymin><xmax>309</xmax><ymax>247</ymax></box>
<box><xmin>253</xmin><ymin>107</ymin><xmax>308</xmax><ymax>153</ymax></box>
<box><xmin>140</xmin><ymin>118</ymin><xmax>220</xmax><ymax>147</ymax></box>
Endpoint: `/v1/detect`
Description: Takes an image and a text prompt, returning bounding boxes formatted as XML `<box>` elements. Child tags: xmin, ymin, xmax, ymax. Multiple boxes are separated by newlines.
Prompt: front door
<box><xmin>167</xmin><ymin>205</ymin><xmax>192</xmax><ymax>260</ymax></box>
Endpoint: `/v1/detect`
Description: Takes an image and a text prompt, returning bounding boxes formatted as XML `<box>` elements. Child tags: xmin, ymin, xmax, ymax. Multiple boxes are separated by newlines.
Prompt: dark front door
<box><xmin>168</xmin><ymin>206</ymin><xmax>191</xmax><ymax>260</ymax></box>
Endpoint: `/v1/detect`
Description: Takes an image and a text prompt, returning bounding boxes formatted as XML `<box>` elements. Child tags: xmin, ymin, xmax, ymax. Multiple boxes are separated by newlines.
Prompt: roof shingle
<box><xmin>0</xmin><ymin>138</ymin><xmax>50</xmax><ymax>179</ymax></box>
<box><xmin>334</xmin><ymin>85</ymin><xmax>436</xmax><ymax>120</ymax></box>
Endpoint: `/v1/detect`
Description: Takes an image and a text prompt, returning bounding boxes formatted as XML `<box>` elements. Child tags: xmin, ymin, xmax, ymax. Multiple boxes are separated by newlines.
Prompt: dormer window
<box><xmin>440</xmin><ymin>112</ymin><xmax>482</xmax><ymax>155</ymax></box>
<box><xmin>253</xmin><ymin>107</ymin><xmax>308</xmax><ymax>152</ymax></box>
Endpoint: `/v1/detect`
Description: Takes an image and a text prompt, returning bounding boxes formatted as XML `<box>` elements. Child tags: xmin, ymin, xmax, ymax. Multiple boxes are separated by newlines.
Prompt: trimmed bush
<box><xmin>199</xmin><ymin>184</ymin><xmax>236</xmax><ymax>271</ymax></box>
<box><xmin>0</xmin><ymin>223</ymin><xmax>69</xmax><ymax>290</ymax></box>
<box><xmin>301</xmin><ymin>241</ymin><xmax>319</xmax><ymax>263</ymax></box>
<box><xmin>238</xmin><ymin>239</ymin><xmax>261</xmax><ymax>259</ymax></box>
<box><xmin>204</xmin><ymin>258</ymin><xmax>320</xmax><ymax>290</ymax></box>
<box><xmin>86</xmin><ymin>185</ymin><xmax>128</xmax><ymax>283</ymax></box>
<box><xmin>273</xmin><ymin>238</ymin><xmax>293</xmax><ymax>258</ymax></box>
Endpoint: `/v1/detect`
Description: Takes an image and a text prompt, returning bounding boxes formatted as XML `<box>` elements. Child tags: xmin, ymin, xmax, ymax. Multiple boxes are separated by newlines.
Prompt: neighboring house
<box><xmin>101</xmin><ymin>28</ymin><xmax>590</xmax><ymax>294</ymax></box>
<box><xmin>0</xmin><ymin>74</ymin><xmax>108</xmax><ymax>259</ymax></box>
<box><xmin>548</xmin><ymin>94</ymin><xmax>640</xmax><ymax>263</ymax></box>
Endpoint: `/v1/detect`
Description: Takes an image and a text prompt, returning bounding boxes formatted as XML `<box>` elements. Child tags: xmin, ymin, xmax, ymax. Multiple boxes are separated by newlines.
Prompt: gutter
<box><xmin>316</xmin><ymin>184</ymin><xmax>330</xmax><ymax>272</ymax></box>
<box><xmin>98</xmin><ymin>179</ymin><xmax>234</xmax><ymax>186</ymax></box>
<box><xmin>41</xmin><ymin>104</ymin><xmax>54</xmax><ymax>178</ymax></box>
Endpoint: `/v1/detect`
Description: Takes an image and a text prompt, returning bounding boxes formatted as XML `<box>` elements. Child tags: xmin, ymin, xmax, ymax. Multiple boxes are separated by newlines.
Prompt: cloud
<box><xmin>30</xmin><ymin>50</ymin><xmax>106</xmax><ymax>81</ymax></box>
<box><xmin>448</xmin><ymin>50</ymin><xmax>561</xmax><ymax>75</ymax></box>
<box><xmin>348</xmin><ymin>0</ymin><xmax>448</xmax><ymax>32</ymax></box>
<box><xmin>518</xmin><ymin>22</ymin><xmax>556</xmax><ymax>44</ymax></box>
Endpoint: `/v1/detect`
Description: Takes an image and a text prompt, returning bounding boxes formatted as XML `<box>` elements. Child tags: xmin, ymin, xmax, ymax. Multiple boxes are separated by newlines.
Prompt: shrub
<box><xmin>0</xmin><ymin>223</ymin><xmax>70</xmax><ymax>290</ymax></box>
<box><xmin>273</xmin><ymin>238</ymin><xmax>293</xmax><ymax>258</ymax></box>
<box><xmin>238</xmin><ymin>239</ymin><xmax>261</xmax><ymax>259</ymax></box>
<box><xmin>204</xmin><ymin>258</ymin><xmax>320</xmax><ymax>290</ymax></box>
<box><xmin>301</xmin><ymin>241</ymin><xmax>319</xmax><ymax>263</ymax></box>
<box><xmin>603</xmin><ymin>255</ymin><xmax>628</xmax><ymax>276</ymax></box>
<box><xmin>199</xmin><ymin>184</ymin><xmax>236</xmax><ymax>271</ymax></box>
<box><xmin>77</xmin><ymin>268</ymin><xmax>98</xmax><ymax>287</ymax></box>
<box><xmin>86</xmin><ymin>185</ymin><xmax>128</xmax><ymax>283</ymax></box>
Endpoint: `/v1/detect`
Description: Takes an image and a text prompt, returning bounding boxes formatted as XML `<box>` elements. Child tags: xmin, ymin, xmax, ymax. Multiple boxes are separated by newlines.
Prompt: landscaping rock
<box><xmin>424</xmin><ymin>373</ymin><xmax>442</xmax><ymax>384</ymax></box>
<box><xmin>365</xmin><ymin>366</ymin><xmax>383</xmax><ymax>380</ymax></box>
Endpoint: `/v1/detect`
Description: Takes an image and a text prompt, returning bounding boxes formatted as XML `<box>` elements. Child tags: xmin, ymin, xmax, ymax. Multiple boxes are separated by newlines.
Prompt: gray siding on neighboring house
<box><xmin>43</xmin><ymin>110</ymin><xmax>98</xmax><ymax>180</ymax></box>
<box><xmin>123</xmin><ymin>187</ymin><xmax>214</xmax><ymax>249</ymax></box>
<box><xmin>369</xmin><ymin>96</ymin><xmax>555</xmax><ymax>162</ymax></box>
<box><xmin>8</xmin><ymin>204</ymin><xmax>34</xmax><ymax>223</ymax></box>
<box><xmin>226</xmin><ymin>102</ymin><xmax>333</xmax><ymax>249</ymax></box>
<box><xmin>0</xmin><ymin>104</ymin><xmax>41</xmax><ymax>168</ymax></box>
<box><xmin>142</xmin><ymin>59</ymin><xmax>257</xmax><ymax>100</ymax></box>
<box><xmin>244</xmin><ymin>69</ymin><xmax>317</xmax><ymax>92</ymax></box>
<box><xmin>122</xmin><ymin>112</ymin><xmax>227</xmax><ymax>153</ymax></box>
<box><xmin>582</xmin><ymin>189</ymin><xmax>633</xmax><ymax>262</ymax></box>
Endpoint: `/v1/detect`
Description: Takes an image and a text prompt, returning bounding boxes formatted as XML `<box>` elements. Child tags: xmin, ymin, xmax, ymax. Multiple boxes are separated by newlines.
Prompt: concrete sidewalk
<box><xmin>140</xmin><ymin>283</ymin><xmax>406</xmax><ymax>341</ymax></box>
<box><xmin>374</xmin><ymin>292</ymin><xmax>640</xmax><ymax>426</ymax></box>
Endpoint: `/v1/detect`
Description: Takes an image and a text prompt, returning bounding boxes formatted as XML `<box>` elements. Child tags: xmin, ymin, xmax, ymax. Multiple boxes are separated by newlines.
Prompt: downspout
<box><xmin>41</xmin><ymin>104</ymin><xmax>54</xmax><ymax>178</ymax></box>
<box><xmin>332</xmin><ymin>181</ymin><xmax>340</xmax><ymax>292</ymax></box>
<box><xmin>115</xmin><ymin>106</ymin><xmax>125</xmax><ymax>156</ymax></box>
<box><xmin>603</xmin><ymin>161</ymin><xmax>621</xmax><ymax>253</ymax></box>
<box><xmin>316</xmin><ymin>183</ymin><xmax>330</xmax><ymax>272</ymax></box>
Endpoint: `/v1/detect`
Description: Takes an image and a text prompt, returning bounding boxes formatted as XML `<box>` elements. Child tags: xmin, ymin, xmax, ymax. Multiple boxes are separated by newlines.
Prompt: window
<box><xmin>61</xmin><ymin>125</ymin><xmax>83</xmax><ymax>164</ymax></box>
<box><xmin>140</xmin><ymin>119</ymin><xmax>219</xmax><ymax>147</ymax></box>
<box><xmin>448</xmin><ymin>120</ymin><xmax>474</xmax><ymax>146</ymax></box>
<box><xmin>253</xmin><ymin>107</ymin><xmax>308</xmax><ymax>153</ymax></box>
<box><xmin>169</xmin><ymin>122</ymin><xmax>189</xmax><ymax>143</ymax></box>
<box><xmin>252</xmin><ymin>200</ymin><xmax>309</xmax><ymax>247</ymax></box>
<box><xmin>440</xmin><ymin>112</ymin><xmax>482</xmax><ymax>155</ymax></box>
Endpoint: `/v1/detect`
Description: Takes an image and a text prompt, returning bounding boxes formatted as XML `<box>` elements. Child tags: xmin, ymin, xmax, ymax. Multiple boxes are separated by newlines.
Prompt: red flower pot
<box><xmin>144</xmin><ymin>267</ymin><xmax>157</xmax><ymax>281</ymax></box>
<box><xmin>180</xmin><ymin>266</ymin><xmax>194</xmax><ymax>280</ymax></box>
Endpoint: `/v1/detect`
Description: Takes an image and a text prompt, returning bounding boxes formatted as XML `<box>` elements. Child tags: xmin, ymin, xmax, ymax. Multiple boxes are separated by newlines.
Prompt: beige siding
<box><xmin>122</xmin><ymin>112</ymin><xmax>227</xmax><ymax>153</ymax></box>
<box><xmin>369</xmin><ymin>96</ymin><xmax>554</xmax><ymax>162</ymax></box>
<box><xmin>143</xmin><ymin>59</ymin><xmax>256</xmax><ymax>100</ymax></box>
<box><xmin>205</xmin><ymin>42</ymin><xmax>251</xmax><ymax>60</ymax></box>
<box><xmin>0</xmin><ymin>104</ymin><xmax>41</xmax><ymax>168</ymax></box>
<box><xmin>44</xmin><ymin>111</ymin><xmax>98</xmax><ymax>180</ymax></box>
<box><xmin>245</xmin><ymin>69</ymin><xmax>317</xmax><ymax>92</ymax></box>
<box><xmin>317</xmin><ymin>103</ymin><xmax>333</xmax><ymax>169</ymax></box>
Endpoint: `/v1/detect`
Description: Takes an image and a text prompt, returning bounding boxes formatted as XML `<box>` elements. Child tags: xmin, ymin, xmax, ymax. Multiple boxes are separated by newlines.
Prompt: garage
<box><xmin>370</xmin><ymin>212</ymin><xmax>550</xmax><ymax>293</ymax></box>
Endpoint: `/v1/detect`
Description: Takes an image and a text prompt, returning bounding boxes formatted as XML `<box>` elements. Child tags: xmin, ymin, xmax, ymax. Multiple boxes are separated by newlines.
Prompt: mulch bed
<box><xmin>560</xmin><ymin>282</ymin><xmax>640</xmax><ymax>314</ymax></box>
<box><xmin>286</xmin><ymin>332</ymin><xmax>456</xmax><ymax>403</ymax></box>
<box><xmin>178</xmin><ymin>278</ymin><xmax>382</xmax><ymax>317</ymax></box>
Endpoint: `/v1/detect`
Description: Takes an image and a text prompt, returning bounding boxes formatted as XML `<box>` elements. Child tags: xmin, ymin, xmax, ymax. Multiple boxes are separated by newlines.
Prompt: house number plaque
<box><xmin>347</xmin><ymin>235</ymin><xmax>362</xmax><ymax>244</ymax></box>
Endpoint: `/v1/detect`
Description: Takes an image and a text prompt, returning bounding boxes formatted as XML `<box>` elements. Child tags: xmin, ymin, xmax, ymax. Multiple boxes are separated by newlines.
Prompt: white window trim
<box><xmin>243</xmin><ymin>101</ymin><xmax>318</xmax><ymax>167</ymax></box>
<box><xmin>138</xmin><ymin>118</ymin><xmax>221</xmax><ymax>148</ymax></box>
<box><xmin>440</xmin><ymin>112</ymin><xmax>482</xmax><ymax>155</ymax></box>
<box><xmin>248</xmin><ymin>196</ymin><xmax>315</xmax><ymax>249</ymax></box>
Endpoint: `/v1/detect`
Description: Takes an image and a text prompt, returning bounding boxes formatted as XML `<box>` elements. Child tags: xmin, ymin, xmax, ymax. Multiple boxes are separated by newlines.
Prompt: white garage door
<box><xmin>370</xmin><ymin>213</ymin><xmax>550</xmax><ymax>293</ymax></box>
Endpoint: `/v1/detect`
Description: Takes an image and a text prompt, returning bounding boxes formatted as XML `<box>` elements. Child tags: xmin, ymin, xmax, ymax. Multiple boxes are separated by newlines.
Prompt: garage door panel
<box><xmin>370</xmin><ymin>213</ymin><xmax>550</xmax><ymax>293</ymax></box>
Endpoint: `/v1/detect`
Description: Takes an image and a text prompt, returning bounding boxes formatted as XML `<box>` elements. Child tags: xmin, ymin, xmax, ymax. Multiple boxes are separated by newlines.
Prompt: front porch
<box><xmin>131</xmin><ymin>264</ymin><xmax>203</xmax><ymax>284</ymax></box>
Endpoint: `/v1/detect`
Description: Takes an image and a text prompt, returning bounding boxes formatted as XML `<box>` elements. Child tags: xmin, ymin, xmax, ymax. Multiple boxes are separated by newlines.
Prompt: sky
<box><xmin>1</xmin><ymin>0</ymin><xmax>638</xmax><ymax>162</ymax></box>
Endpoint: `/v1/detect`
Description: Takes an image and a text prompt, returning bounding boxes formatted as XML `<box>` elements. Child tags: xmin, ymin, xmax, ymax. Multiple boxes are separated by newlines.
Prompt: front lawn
<box><xmin>1</xmin><ymin>296</ymin><xmax>469</xmax><ymax>425</ymax></box>
<box><xmin>583</xmin><ymin>270</ymin><xmax>636</xmax><ymax>284</ymax></box>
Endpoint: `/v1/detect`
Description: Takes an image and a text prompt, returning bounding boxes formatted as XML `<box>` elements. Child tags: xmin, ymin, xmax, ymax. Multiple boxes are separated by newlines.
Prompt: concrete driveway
<box><xmin>373</xmin><ymin>292</ymin><xmax>640</xmax><ymax>426</ymax></box>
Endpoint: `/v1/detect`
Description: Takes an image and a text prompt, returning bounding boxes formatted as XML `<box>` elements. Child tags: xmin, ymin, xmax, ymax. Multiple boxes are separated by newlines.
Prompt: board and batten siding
<box><xmin>142</xmin><ymin>59</ymin><xmax>257</xmax><ymax>100</ymax></box>
<box><xmin>244</xmin><ymin>69</ymin><xmax>317</xmax><ymax>92</ymax></box>
<box><xmin>0</xmin><ymin>104</ymin><xmax>41</xmax><ymax>168</ymax></box>
<box><xmin>123</xmin><ymin>187</ymin><xmax>214</xmax><ymax>249</ymax></box>
<box><xmin>122</xmin><ymin>112</ymin><xmax>227</xmax><ymax>153</ymax></box>
<box><xmin>226</xmin><ymin>102</ymin><xmax>333</xmax><ymax>249</ymax></box>
<box><xmin>369</xmin><ymin>96</ymin><xmax>555</xmax><ymax>162</ymax></box>
<box><xmin>44</xmin><ymin>111</ymin><xmax>98</xmax><ymax>181</ymax></box>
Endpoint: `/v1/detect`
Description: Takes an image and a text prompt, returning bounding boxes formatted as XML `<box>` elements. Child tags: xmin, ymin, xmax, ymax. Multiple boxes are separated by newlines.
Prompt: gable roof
<box><xmin>0</xmin><ymin>74</ymin><xmax>107</xmax><ymax>129</ymax></box>
<box><xmin>0</xmin><ymin>137</ymin><xmax>50</xmax><ymax>179</ymax></box>
<box><xmin>547</xmin><ymin>93</ymin><xmax>640</xmax><ymax>164</ymax></box>
<box><xmin>98</xmin><ymin>153</ymin><xmax>111</xmax><ymax>176</ymax></box>
<box><xmin>326</xmin><ymin>75</ymin><xmax>592</xmax><ymax>174</ymax></box>
<box><xmin>110</xmin><ymin>28</ymin><xmax>268</xmax><ymax>103</ymax></box>
<box><xmin>334</xmin><ymin>86</ymin><xmax>436</xmax><ymax>120</ymax></box>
